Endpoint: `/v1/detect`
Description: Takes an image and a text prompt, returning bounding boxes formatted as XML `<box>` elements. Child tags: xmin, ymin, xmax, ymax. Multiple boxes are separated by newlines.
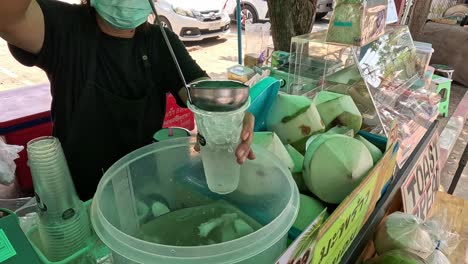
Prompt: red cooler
<box><xmin>0</xmin><ymin>84</ymin><xmax>53</xmax><ymax>193</ymax></box>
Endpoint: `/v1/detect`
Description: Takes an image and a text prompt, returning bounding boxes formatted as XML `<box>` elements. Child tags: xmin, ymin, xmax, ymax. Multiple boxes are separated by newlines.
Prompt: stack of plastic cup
<box><xmin>27</xmin><ymin>136</ymin><xmax>90</xmax><ymax>262</ymax></box>
<box><xmin>188</xmin><ymin>98</ymin><xmax>250</xmax><ymax>195</ymax></box>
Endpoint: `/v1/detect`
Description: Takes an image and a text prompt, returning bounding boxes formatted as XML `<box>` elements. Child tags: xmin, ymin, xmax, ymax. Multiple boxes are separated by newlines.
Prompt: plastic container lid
<box><xmin>414</xmin><ymin>41</ymin><xmax>434</xmax><ymax>54</ymax></box>
<box><xmin>91</xmin><ymin>137</ymin><xmax>299</xmax><ymax>264</ymax></box>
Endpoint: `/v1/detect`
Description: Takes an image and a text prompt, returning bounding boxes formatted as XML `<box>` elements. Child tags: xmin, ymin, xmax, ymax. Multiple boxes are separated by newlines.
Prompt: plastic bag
<box><xmin>426</xmin><ymin>250</ymin><xmax>450</xmax><ymax>264</ymax></box>
<box><xmin>365</xmin><ymin>250</ymin><xmax>428</xmax><ymax>264</ymax></box>
<box><xmin>244</xmin><ymin>22</ymin><xmax>271</xmax><ymax>66</ymax></box>
<box><xmin>0</xmin><ymin>139</ymin><xmax>23</xmax><ymax>185</ymax></box>
<box><xmin>374</xmin><ymin>212</ymin><xmax>461</xmax><ymax>263</ymax></box>
<box><xmin>423</xmin><ymin>209</ymin><xmax>461</xmax><ymax>261</ymax></box>
<box><xmin>374</xmin><ymin>212</ymin><xmax>434</xmax><ymax>259</ymax></box>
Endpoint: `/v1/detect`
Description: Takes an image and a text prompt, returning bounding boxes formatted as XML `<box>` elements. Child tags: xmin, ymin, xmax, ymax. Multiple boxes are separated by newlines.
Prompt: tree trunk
<box><xmin>268</xmin><ymin>0</ymin><xmax>318</xmax><ymax>51</ymax></box>
<box><xmin>408</xmin><ymin>0</ymin><xmax>433</xmax><ymax>40</ymax></box>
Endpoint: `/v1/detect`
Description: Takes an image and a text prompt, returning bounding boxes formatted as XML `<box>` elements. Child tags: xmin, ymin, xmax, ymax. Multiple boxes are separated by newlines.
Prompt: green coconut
<box><xmin>355</xmin><ymin>135</ymin><xmax>383</xmax><ymax>164</ymax></box>
<box><xmin>314</xmin><ymin>91</ymin><xmax>362</xmax><ymax>135</ymax></box>
<box><xmin>266</xmin><ymin>93</ymin><xmax>325</xmax><ymax>146</ymax></box>
<box><xmin>365</xmin><ymin>250</ymin><xmax>428</xmax><ymax>264</ymax></box>
<box><xmin>285</xmin><ymin>144</ymin><xmax>307</xmax><ymax>191</ymax></box>
<box><xmin>326</xmin><ymin>125</ymin><xmax>355</xmax><ymax>137</ymax></box>
<box><xmin>293</xmin><ymin>194</ymin><xmax>329</xmax><ymax>232</ymax></box>
<box><xmin>303</xmin><ymin>133</ymin><xmax>373</xmax><ymax>204</ymax></box>
<box><xmin>374</xmin><ymin>212</ymin><xmax>434</xmax><ymax>259</ymax></box>
<box><xmin>253</xmin><ymin>132</ymin><xmax>294</xmax><ymax>171</ymax></box>
<box><xmin>285</xmin><ymin>144</ymin><xmax>304</xmax><ymax>173</ymax></box>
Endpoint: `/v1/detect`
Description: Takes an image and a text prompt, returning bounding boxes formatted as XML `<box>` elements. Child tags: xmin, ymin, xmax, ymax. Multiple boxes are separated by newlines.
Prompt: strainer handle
<box><xmin>147</xmin><ymin>0</ymin><xmax>193</xmax><ymax>103</ymax></box>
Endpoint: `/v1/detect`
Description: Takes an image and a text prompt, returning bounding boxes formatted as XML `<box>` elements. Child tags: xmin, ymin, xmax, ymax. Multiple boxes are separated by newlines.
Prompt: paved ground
<box><xmin>0</xmin><ymin>19</ymin><xmax>330</xmax><ymax>91</ymax></box>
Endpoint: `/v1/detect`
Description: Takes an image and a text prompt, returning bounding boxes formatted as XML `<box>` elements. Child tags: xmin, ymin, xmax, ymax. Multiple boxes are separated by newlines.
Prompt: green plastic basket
<box><xmin>25</xmin><ymin>200</ymin><xmax>109</xmax><ymax>264</ymax></box>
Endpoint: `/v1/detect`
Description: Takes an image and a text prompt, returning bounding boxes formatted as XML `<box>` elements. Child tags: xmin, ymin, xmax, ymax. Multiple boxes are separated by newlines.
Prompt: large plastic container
<box><xmin>91</xmin><ymin>137</ymin><xmax>299</xmax><ymax>264</ymax></box>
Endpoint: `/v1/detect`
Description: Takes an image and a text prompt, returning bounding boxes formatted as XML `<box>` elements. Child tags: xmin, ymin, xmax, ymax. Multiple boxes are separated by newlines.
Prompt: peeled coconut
<box><xmin>314</xmin><ymin>91</ymin><xmax>363</xmax><ymax>135</ymax></box>
<box><xmin>355</xmin><ymin>135</ymin><xmax>383</xmax><ymax>164</ymax></box>
<box><xmin>303</xmin><ymin>133</ymin><xmax>373</xmax><ymax>204</ymax></box>
<box><xmin>266</xmin><ymin>93</ymin><xmax>325</xmax><ymax>148</ymax></box>
<box><xmin>293</xmin><ymin>194</ymin><xmax>329</xmax><ymax>232</ymax></box>
<box><xmin>285</xmin><ymin>144</ymin><xmax>307</xmax><ymax>191</ymax></box>
<box><xmin>365</xmin><ymin>250</ymin><xmax>428</xmax><ymax>264</ymax></box>
<box><xmin>374</xmin><ymin>212</ymin><xmax>434</xmax><ymax>259</ymax></box>
<box><xmin>252</xmin><ymin>132</ymin><xmax>294</xmax><ymax>171</ymax></box>
<box><xmin>326</xmin><ymin>125</ymin><xmax>355</xmax><ymax>137</ymax></box>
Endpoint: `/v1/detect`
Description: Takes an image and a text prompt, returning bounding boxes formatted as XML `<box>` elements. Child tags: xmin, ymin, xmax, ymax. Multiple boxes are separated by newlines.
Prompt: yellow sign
<box><xmin>312</xmin><ymin>173</ymin><xmax>378</xmax><ymax>264</ymax></box>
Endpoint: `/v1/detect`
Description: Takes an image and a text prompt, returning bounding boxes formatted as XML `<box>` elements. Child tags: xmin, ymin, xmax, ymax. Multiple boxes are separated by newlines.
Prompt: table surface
<box><xmin>429</xmin><ymin>191</ymin><xmax>468</xmax><ymax>264</ymax></box>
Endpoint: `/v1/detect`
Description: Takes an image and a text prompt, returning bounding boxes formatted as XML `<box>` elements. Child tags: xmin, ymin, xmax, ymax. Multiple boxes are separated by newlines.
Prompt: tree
<box><xmin>268</xmin><ymin>0</ymin><xmax>319</xmax><ymax>52</ymax></box>
<box><xmin>408</xmin><ymin>0</ymin><xmax>433</xmax><ymax>40</ymax></box>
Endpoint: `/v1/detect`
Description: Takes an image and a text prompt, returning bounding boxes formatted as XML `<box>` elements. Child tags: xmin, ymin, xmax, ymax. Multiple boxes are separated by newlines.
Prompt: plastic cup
<box><xmin>27</xmin><ymin>136</ymin><xmax>90</xmax><ymax>261</ymax></box>
<box><xmin>188</xmin><ymin>99</ymin><xmax>250</xmax><ymax>194</ymax></box>
<box><xmin>414</xmin><ymin>41</ymin><xmax>434</xmax><ymax>79</ymax></box>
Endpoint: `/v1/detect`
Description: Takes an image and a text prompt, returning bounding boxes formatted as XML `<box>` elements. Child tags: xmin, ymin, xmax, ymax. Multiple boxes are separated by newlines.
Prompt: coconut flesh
<box><xmin>314</xmin><ymin>91</ymin><xmax>363</xmax><ymax>135</ymax></box>
<box><xmin>266</xmin><ymin>93</ymin><xmax>325</xmax><ymax>150</ymax></box>
<box><xmin>303</xmin><ymin>133</ymin><xmax>373</xmax><ymax>204</ymax></box>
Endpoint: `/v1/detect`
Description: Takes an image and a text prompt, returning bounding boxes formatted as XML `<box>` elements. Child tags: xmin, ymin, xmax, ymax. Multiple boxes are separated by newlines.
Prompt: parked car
<box><xmin>225</xmin><ymin>0</ymin><xmax>334</xmax><ymax>27</ymax></box>
<box><xmin>149</xmin><ymin>0</ymin><xmax>231</xmax><ymax>41</ymax></box>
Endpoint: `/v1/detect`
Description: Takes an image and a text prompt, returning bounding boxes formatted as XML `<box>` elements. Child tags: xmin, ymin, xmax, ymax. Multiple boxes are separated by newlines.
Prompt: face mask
<box><xmin>91</xmin><ymin>0</ymin><xmax>152</xmax><ymax>30</ymax></box>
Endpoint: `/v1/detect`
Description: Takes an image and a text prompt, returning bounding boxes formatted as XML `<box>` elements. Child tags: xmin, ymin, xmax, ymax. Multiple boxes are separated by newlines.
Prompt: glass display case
<box><xmin>286</xmin><ymin>26</ymin><xmax>440</xmax><ymax>166</ymax></box>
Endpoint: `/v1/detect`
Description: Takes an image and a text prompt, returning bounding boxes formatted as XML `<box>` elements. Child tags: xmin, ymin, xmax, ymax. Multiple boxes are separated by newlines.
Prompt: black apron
<box><xmin>63</xmin><ymin>27</ymin><xmax>163</xmax><ymax>201</ymax></box>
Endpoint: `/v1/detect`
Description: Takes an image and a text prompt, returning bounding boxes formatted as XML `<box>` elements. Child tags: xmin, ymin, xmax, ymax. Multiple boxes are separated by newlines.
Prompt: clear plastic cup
<box><xmin>188</xmin><ymin>99</ymin><xmax>250</xmax><ymax>194</ymax></box>
<box><xmin>27</xmin><ymin>136</ymin><xmax>90</xmax><ymax>261</ymax></box>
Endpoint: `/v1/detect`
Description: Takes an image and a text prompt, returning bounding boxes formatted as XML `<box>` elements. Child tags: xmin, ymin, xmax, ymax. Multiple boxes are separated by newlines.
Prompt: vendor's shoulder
<box><xmin>37</xmin><ymin>0</ymin><xmax>90</xmax><ymax>18</ymax></box>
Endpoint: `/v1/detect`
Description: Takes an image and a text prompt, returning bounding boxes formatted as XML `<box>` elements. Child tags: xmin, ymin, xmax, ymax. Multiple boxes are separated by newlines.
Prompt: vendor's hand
<box><xmin>236</xmin><ymin>112</ymin><xmax>256</xmax><ymax>164</ymax></box>
<box><xmin>194</xmin><ymin>113</ymin><xmax>256</xmax><ymax>164</ymax></box>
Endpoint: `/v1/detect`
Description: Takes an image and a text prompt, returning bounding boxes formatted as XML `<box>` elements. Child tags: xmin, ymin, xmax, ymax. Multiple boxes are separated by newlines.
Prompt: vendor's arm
<box><xmin>3</xmin><ymin>0</ymin><xmax>82</xmax><ymax>75</ymax></box>
<box><xmin>0</xmin><ymin>0</ymin><xmax>44</xmax><ymax>54</ymax></box>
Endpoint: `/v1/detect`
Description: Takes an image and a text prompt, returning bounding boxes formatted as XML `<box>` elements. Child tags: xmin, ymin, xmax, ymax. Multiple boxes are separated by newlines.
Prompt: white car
<box><xmin>226</xmin><ymin>0</ymin><xmax>334</xmax><ymax>26</ymax></box>
<box><xmin>150</xmin><ymin>0</ymin><xmax>231</xmax><ymax>42</ymax></box>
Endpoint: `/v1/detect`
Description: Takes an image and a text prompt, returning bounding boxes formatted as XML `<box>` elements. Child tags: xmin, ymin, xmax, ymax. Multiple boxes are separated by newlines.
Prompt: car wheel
<box><xmin>240</xmin><ymin>5</ymin><xmax>258</xmax><ymax>29</ymax></box>
<box><xmin>158</xmin><ymin>16</ymin><xmax>173</xmax><ymax>31</ymax></box>
<box><xmin>315</xmin><ymin>12</ymin><xmax>328</xmax><ymax>20</ymax></box>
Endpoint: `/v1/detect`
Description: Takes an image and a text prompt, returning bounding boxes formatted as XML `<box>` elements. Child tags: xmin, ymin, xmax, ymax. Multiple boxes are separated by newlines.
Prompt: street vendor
<box><xmin>0</xmin><ymin>0</ymin><xmax>255</xmax><ymax>200</ymax></box>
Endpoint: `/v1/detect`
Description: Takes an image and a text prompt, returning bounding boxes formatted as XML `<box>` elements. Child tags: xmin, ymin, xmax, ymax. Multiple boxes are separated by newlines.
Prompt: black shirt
<box><xmin>9</xmin><ymin>0</ymin><xmax>208</xmax><ymax>200</ymax></box>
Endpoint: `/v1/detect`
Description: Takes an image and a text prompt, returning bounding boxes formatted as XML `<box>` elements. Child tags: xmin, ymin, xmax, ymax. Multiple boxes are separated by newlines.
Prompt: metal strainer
<box><xmin>147</xmin><ymin>0</ymin><xmax>250</xmax><ymax>112</ymax></box>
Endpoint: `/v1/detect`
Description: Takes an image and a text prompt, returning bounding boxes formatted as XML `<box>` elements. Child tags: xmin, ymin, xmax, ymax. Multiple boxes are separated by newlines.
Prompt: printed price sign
<box><xmin>0</xmin><ymin>229</ymin><xmax>16</xmax><ymax>262</ymax></box>
<box><xmin>401</xmin><ymin>132</ymin><xmax>440</xmax><ymax>220</ymax></box>
<box><xmin>312</xmin><ymin>173</ymin><xmax>378</xmax><ymax>264</ymax></box>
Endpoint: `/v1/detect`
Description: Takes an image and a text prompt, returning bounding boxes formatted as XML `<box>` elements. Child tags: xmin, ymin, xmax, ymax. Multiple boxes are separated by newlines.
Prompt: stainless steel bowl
<box><xmin>189</xmin><ymin>80</ymin><xmax>250</xmax><ymax>112</ymax></box>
